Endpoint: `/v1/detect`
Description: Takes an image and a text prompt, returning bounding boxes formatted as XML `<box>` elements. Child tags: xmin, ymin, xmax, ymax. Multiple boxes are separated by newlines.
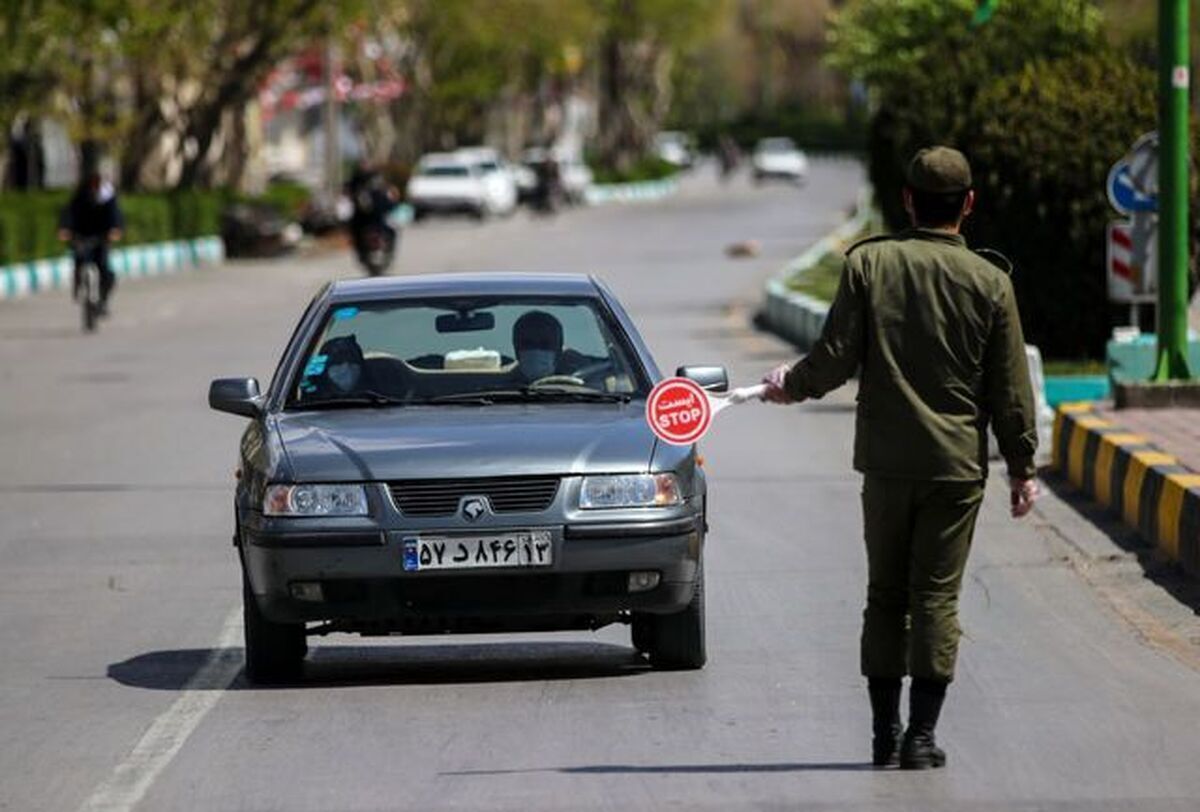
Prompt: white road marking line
<box><xmin>79</xmin><ymin>607</ymin><xmax>244</xmax><ymax>812</ymax></box>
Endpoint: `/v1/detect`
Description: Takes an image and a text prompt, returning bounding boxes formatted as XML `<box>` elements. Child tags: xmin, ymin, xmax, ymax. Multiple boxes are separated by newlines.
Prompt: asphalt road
<box><xmin>3</xmin><ymin>162</ymin><xmax>1200</xmax><ymax>812</ymax></box>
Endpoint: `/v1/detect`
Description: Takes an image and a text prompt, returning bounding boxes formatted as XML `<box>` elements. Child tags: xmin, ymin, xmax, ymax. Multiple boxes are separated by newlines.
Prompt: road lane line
<box><xmin>78</xmin><ymin>607</ymin><xmax>243</xmax><ymax>812</ymax></box>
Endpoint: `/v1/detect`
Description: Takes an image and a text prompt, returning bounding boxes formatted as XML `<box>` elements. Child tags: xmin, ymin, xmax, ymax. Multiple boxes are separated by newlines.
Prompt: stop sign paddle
<box><xmin>646</xmin><ymin>377</ymin><xmax>713</xmax><ymax>445</ymax></box>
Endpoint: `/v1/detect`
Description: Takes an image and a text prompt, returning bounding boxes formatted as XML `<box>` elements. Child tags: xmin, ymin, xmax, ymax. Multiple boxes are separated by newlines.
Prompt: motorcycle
<box><xmin>354</xmin><ymin>222</ymin><xmax>396</xmax><ymax>277</ymax></box>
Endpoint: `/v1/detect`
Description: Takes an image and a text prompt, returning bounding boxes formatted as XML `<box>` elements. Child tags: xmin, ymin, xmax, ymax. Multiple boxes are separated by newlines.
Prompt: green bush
<box><xmin>829</xmin><ymin>0</ymin><xmax>1200</xmax><ymax>359</ymax></box>
<box><xmin>964</xmin><ymin>52</ymin><xmax>1199</xmax><ymax>359</ymax></box>
<box><xmin>0</xmin><ymin>185</ymin><xmax>288</xmax><ymax>264</ymax></box>
<box><xmin>694</xmin><ymin>107</ymin><xmax>868</xmax><ymax>155</ymax></box>
<box><xmin>235</xmin><ymin>180</ymin><xmax>311</xmax><ymax>220</ymax></box>
<box><xmin>590</xmin><ymin>155</ymin><xmax>678</xmax><ymax>185</ymax></box>
<box><xmin>169</xmin><ymin>190</ymin><xmax>224</xmax><ymax>239</ymax></box>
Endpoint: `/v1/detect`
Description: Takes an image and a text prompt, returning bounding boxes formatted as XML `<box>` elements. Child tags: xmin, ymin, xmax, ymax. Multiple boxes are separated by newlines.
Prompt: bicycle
<box><xmin>72</xmin><ymin>236</ymin><xmax>105</xmax><ymax>333</ymax></box>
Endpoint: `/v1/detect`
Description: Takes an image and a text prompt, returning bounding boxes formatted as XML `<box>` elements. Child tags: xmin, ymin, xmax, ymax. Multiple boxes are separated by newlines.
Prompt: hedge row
<box><xmin>692</xmin><ymin>107</ymin><xmax>868</xmax><ymax>155</ymax></box>
<box><xmin>0</xmin><ymin>182</ymin><xmax>310</xmax><ymax>265</ymax></box>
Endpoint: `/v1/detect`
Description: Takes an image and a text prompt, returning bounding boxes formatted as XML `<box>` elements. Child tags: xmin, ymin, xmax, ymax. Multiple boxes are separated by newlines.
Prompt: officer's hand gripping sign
<box><xmin>646</xmin><ymin>377</ymin><xmax>766</xmax><ymax>445</ymax></box>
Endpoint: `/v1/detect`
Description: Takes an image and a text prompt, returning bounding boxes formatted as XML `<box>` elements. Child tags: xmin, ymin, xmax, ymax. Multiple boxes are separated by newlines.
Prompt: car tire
<box><xmin>242</xmin><ymin>570</ymin><xmax>306</xmax><ymax>685</ymax></box>
<box><xmin>646</xmin><ymin>560</ymin><xmax>706</xmax><ymax>670</ymax></box>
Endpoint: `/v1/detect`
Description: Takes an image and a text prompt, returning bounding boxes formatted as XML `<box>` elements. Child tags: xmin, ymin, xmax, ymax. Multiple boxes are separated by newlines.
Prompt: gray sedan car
<box><xmin>209</xmin><ymin>273</ymin><xmax>727</xmax><ymax>684</ymax></box>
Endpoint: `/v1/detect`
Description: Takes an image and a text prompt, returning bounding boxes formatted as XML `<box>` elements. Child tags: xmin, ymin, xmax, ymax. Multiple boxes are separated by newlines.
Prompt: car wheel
<box><xmin>646</xmin><ymin>560</ymin><xmax>706</xmax><ymax>670</ymax></box>
<box><xmin>472</xmin><ymin>205</ymin><xmax>490</xmax><ymax>222</ymax></box>
<box><xmin>242</xmin><ymin>570</ymin><xmax>306</xmax><ymax>685</ymax></box>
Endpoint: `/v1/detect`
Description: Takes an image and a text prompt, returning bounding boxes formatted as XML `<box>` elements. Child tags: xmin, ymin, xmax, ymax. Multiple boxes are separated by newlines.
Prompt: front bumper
<box><xmin>240</xmin><ymin>516</ymin><xmax>703</xmax><ymax>632</ymax></box>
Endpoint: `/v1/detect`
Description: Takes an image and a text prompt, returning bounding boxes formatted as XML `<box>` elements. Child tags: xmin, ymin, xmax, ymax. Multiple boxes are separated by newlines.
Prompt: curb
<box><xmin>760</xmin><ymin>188</ymin><xmax>873</xmax><ymax>348</ymax></box>
<box><xmin>0</xmin><ymin>236</ymin><xmax>224</xmax><ymax>302</ymax></box>
<box><xmin>1053</xmin><ymin>402</ymin><xmax>1200</xmax><ymax>578</ymax></box>
<box><xmin>584</xmin><ymin>178</ymin><xmax>679</xmax><ymax>206</ymax></box>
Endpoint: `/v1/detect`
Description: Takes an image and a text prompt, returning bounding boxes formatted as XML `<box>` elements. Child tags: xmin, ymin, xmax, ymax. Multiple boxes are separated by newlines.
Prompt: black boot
<box><xmin>868</xmin><ymin>678</ymin><xmax>902</xmax><ymax>767</ymax></box>
<box><xmin>900</xmin><ymin>678</ymin><xmax>947</xmax><ymax>770</ymax></box>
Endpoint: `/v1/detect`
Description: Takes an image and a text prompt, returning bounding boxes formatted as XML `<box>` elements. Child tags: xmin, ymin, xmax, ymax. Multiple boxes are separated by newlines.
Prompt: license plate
<box><xmin>402</xmin><ymin>531</ymin><xmax>553</xmax><ymax>572</ymax></box>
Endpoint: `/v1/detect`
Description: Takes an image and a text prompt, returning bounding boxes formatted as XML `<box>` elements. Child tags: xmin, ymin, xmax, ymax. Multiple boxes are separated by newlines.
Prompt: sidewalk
<box><xmin>1053</xmin><ymin>401</ymin><xmax>1200</xmax><ymax>579</ymax></box>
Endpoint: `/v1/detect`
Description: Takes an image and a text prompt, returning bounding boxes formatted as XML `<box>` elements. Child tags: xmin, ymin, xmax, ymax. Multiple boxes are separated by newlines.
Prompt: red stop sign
<box><xmin>646</xmin><ymin>377</ymin><xmax>712</xmax><ymax>446</ymax></box>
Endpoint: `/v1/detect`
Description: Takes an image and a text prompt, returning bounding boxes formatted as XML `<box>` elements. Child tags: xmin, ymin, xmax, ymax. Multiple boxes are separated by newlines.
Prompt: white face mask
<box><xmin>518</xmin><ymin>349</ymin><xmax>557</xmax><ymax>380</ymax></box>
<box><xmin>327</xmin><ymin>362</ymin><xmax>361</xmax><ymax>392</ymax></box>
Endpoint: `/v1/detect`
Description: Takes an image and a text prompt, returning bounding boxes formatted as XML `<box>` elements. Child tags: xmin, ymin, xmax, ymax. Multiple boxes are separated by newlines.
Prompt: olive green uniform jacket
<box><xmin>783</xmin><ymin>228</ymin><xmax>1038</xmax><ymax>481</ymax></box>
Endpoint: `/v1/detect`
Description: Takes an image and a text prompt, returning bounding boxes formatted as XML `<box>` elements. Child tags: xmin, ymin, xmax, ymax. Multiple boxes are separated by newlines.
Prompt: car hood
<box><xmin>274</xmin><ymin>403</ymin><xmax>658</xmax><ymax>482</ymax></box>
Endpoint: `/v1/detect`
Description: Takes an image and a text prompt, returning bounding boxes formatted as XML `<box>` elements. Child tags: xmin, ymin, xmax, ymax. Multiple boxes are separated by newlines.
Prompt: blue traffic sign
<box><xmin>1107</xmin><ymin>161</ymin><xmax>1157</xmax><ymax>214</ymax></box>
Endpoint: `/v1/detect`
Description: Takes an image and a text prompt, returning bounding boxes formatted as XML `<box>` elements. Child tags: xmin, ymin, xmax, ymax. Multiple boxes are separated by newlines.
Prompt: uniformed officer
<box><xmin>761</xmin><ymin>146</ymin><xmax>1040</xmax><ymax>770</ymax></box>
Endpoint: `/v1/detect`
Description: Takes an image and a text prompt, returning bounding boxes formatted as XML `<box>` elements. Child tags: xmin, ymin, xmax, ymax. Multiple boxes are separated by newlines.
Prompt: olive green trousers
<box><xmin>860</xmin><ymin>475</ymin><xmax>985</xmax><ymax>683</ymax></box>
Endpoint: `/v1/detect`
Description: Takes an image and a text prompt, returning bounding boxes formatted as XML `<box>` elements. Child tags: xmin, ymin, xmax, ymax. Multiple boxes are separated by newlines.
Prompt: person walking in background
<box><xmin>760</xmin><ymin>147</ymin><xmax>1040</xmax><ymax>770</ymax></box>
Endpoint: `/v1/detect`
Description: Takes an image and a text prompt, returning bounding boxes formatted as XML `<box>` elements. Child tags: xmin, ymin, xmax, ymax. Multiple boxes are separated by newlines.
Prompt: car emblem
<box><xmin>461</xmin><ymin>497</ymin><xmax>488</xmax><ymax>523</ymax></box>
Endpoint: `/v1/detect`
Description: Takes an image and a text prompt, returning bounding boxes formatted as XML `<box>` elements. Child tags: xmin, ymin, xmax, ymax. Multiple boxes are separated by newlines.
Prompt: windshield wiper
<box><xmin>428</xmin><ymin>388</ymin><xmax>633</xmax><ymax>404</ymax></box>
<box><xmin>291</xmin><ymin>390</ymin><xmax>409</xmax><ymax>410</ymax></box>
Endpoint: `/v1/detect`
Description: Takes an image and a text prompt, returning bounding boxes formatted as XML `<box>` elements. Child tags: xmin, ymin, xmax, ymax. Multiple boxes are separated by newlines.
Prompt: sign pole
<box><xmin>1153</xmin><ymin>0</ymin><xmax>1192</xmax><ymax>380</ymax></box>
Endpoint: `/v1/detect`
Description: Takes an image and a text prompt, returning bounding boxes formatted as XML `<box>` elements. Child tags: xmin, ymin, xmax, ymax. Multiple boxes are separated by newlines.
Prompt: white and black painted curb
<box><xmin>584</xmin><ymin>178</ymin><xmax>680</xmax><ymax>206</ymax></box>
<box><xmin>0</xmin><ymin>236</ymin><xmax>224</xmax><ymax>301</ymax></box>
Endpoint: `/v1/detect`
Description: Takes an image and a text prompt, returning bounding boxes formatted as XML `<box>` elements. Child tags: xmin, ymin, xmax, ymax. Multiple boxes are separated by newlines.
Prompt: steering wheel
<box><xmin>568</xmin><ymin>360</ymin><xmax>616</xmax><ymax>381</ymax></box>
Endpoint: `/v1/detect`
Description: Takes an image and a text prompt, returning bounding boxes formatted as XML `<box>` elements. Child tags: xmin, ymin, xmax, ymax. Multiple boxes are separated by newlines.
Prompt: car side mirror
<box><xmin>209</xmin><ymin>377</ymin><xmax>263</xmax><ymax>418</ymax></box>
<box><xmin>676</xmin><ymin>365</ymin><xmax>729</xmax><ymax>393</ymax></box>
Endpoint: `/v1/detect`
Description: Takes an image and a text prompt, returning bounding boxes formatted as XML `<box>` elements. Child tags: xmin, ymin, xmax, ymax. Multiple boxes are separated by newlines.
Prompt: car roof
<box><xmin>455</xmin><ymin>146</ymin><xmax>499</xmax><ymax>159</ymax></box>
<box><xmin>327</xmin><ymin>272</ymin><xmax>603</xmax><ymax>303</ymax></box>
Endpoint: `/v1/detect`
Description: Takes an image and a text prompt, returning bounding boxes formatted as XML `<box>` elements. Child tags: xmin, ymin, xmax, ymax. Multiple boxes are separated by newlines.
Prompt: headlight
<box><xmin>263</xmin><ymin>484</ymin><xmax>369</xmax><ymax>516</ymax></box>
<box><xmin>579</xmin><ymin>474</ymin><xmax>682</xmax><ymax>509</ymax></box>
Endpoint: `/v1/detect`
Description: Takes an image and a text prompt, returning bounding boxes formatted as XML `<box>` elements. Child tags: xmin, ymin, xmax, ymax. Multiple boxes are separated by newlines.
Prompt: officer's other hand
<box><xmin>761</xmin><ymin>363</ymin><xmax>795</xmax><ymax>404</ymax></box>
<box><xmin>1010</xmin><ymin>477</ymin><xmax>1039</xmax><ymax>518</ymax></box>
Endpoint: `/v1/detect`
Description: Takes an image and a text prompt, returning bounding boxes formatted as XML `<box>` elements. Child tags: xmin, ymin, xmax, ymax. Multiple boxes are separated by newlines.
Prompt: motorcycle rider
<box><xmin>345</xmin><ymin>160</ymin><xmax>399</xmax><ymax>270</ymax></box>
<box><xmin>58</xmin><ymin>171</ymin><xmax>124</xmax><ymax>314</ymax></box>
<box><xmin>530</xmin><ymin>152</ymin><xmax>563</xmax><ymax>215</ymax></box>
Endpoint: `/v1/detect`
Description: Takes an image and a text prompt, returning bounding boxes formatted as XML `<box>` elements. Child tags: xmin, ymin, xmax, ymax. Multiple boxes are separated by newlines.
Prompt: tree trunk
<box><xmin>176</xmin><ymin>33</ymin><xmax>277</xmax><ymax>189</ymax></box>
<box><xmin>119</xmin><ymin>68</ymin><xmax>169</xmax><ymax>191</ymax></box>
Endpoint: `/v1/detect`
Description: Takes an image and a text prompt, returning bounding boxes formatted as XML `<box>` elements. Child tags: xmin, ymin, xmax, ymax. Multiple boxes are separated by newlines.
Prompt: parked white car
<box><xmin>407</xmin><ymin>153</ymin><xmax>490</xmax><ymax>220</ymax></box>
<box><xmin>455</xmin><ymin>147</ymin><xmax>518</xmax><ymax>216</ymax></box>
<box><xmin>654</xmin><ymin>131</ymin><xmax>695</xmax><ymax>170</ymax></box>
<box><xmin>752</xmin><ymin>137</ymin><xmax>808</xmax><ymax>184</ymax></box>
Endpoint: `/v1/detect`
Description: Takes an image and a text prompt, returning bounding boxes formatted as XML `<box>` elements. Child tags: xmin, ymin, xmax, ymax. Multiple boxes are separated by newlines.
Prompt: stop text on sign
<box><xmin>646</xmin><ymin>377</ymin><xmax>713</xmax><ymax>445</ymax></box>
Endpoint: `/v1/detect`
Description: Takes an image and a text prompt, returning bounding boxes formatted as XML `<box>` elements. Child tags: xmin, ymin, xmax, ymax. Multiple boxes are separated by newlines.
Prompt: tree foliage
<box><xmin>591</xmin><ymin>0</ymin><xmax>724</xmax><ymax>172</ymax></box>
<box><xmin>826</xmin><ymin>0</ymin><xmax>1191</xmax><ymax>359</ymax></box>
<box><xmin>968</xmin><ymin>53</ymin><xmax>1200</xmax><ymax>359</ymax></box>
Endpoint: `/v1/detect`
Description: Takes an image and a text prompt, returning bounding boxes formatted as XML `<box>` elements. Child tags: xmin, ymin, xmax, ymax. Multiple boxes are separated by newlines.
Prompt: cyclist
<box><xmin>58</xmin><ymin>172</ymin><xmax>124</xmax><ymax>315</ymax></box>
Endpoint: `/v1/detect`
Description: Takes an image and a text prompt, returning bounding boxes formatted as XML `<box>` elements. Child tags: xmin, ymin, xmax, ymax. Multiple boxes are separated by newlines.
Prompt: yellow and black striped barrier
<box><xmin>1053</xmin><ymin>403</ymin><xmax>1200</xmax><ymax>576</ymax></box>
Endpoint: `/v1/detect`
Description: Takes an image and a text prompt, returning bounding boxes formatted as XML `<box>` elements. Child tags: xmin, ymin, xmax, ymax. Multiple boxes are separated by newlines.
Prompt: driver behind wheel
<box><xmin>512</xmin><ymin>310</ymin><xmax>564</xmax><ymax>382</ymax></box>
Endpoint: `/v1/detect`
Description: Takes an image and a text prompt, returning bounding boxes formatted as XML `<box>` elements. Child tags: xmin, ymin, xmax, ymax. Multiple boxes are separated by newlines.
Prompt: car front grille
<box><xmin>387</xmin><ymin>476</ymin><xmax>561</xmax><ymax>517</ymax></box>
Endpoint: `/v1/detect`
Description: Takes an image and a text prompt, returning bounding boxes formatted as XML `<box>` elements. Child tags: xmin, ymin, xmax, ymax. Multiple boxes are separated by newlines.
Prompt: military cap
<box><xmin>906</xmin><ymin>147</ymin><xmax>972</xmax><ymax>194</ymax></box>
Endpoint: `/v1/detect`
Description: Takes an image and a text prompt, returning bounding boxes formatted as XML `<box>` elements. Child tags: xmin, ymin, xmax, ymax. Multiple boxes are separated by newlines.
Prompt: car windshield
<box><xmin>420</xmin><ymin>165</ymin><xmax>469</xmax><ymax>177</ymax></box>
<box><xmin>288</xmin><ymin>296</ymin><xmax>648</xmax><ymax>409</ymax></box>
<box><xmin>759</xmin><ymin>139</ymin><xmax>796</xmax><ymax>153</ymax></box>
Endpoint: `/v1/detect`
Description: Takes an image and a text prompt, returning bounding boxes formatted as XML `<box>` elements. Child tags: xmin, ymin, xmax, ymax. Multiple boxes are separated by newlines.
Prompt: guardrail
<box><xmin>0</xmin><ymin>236</ymin><xmax>224</xmax><ymax>301</ymax></box>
